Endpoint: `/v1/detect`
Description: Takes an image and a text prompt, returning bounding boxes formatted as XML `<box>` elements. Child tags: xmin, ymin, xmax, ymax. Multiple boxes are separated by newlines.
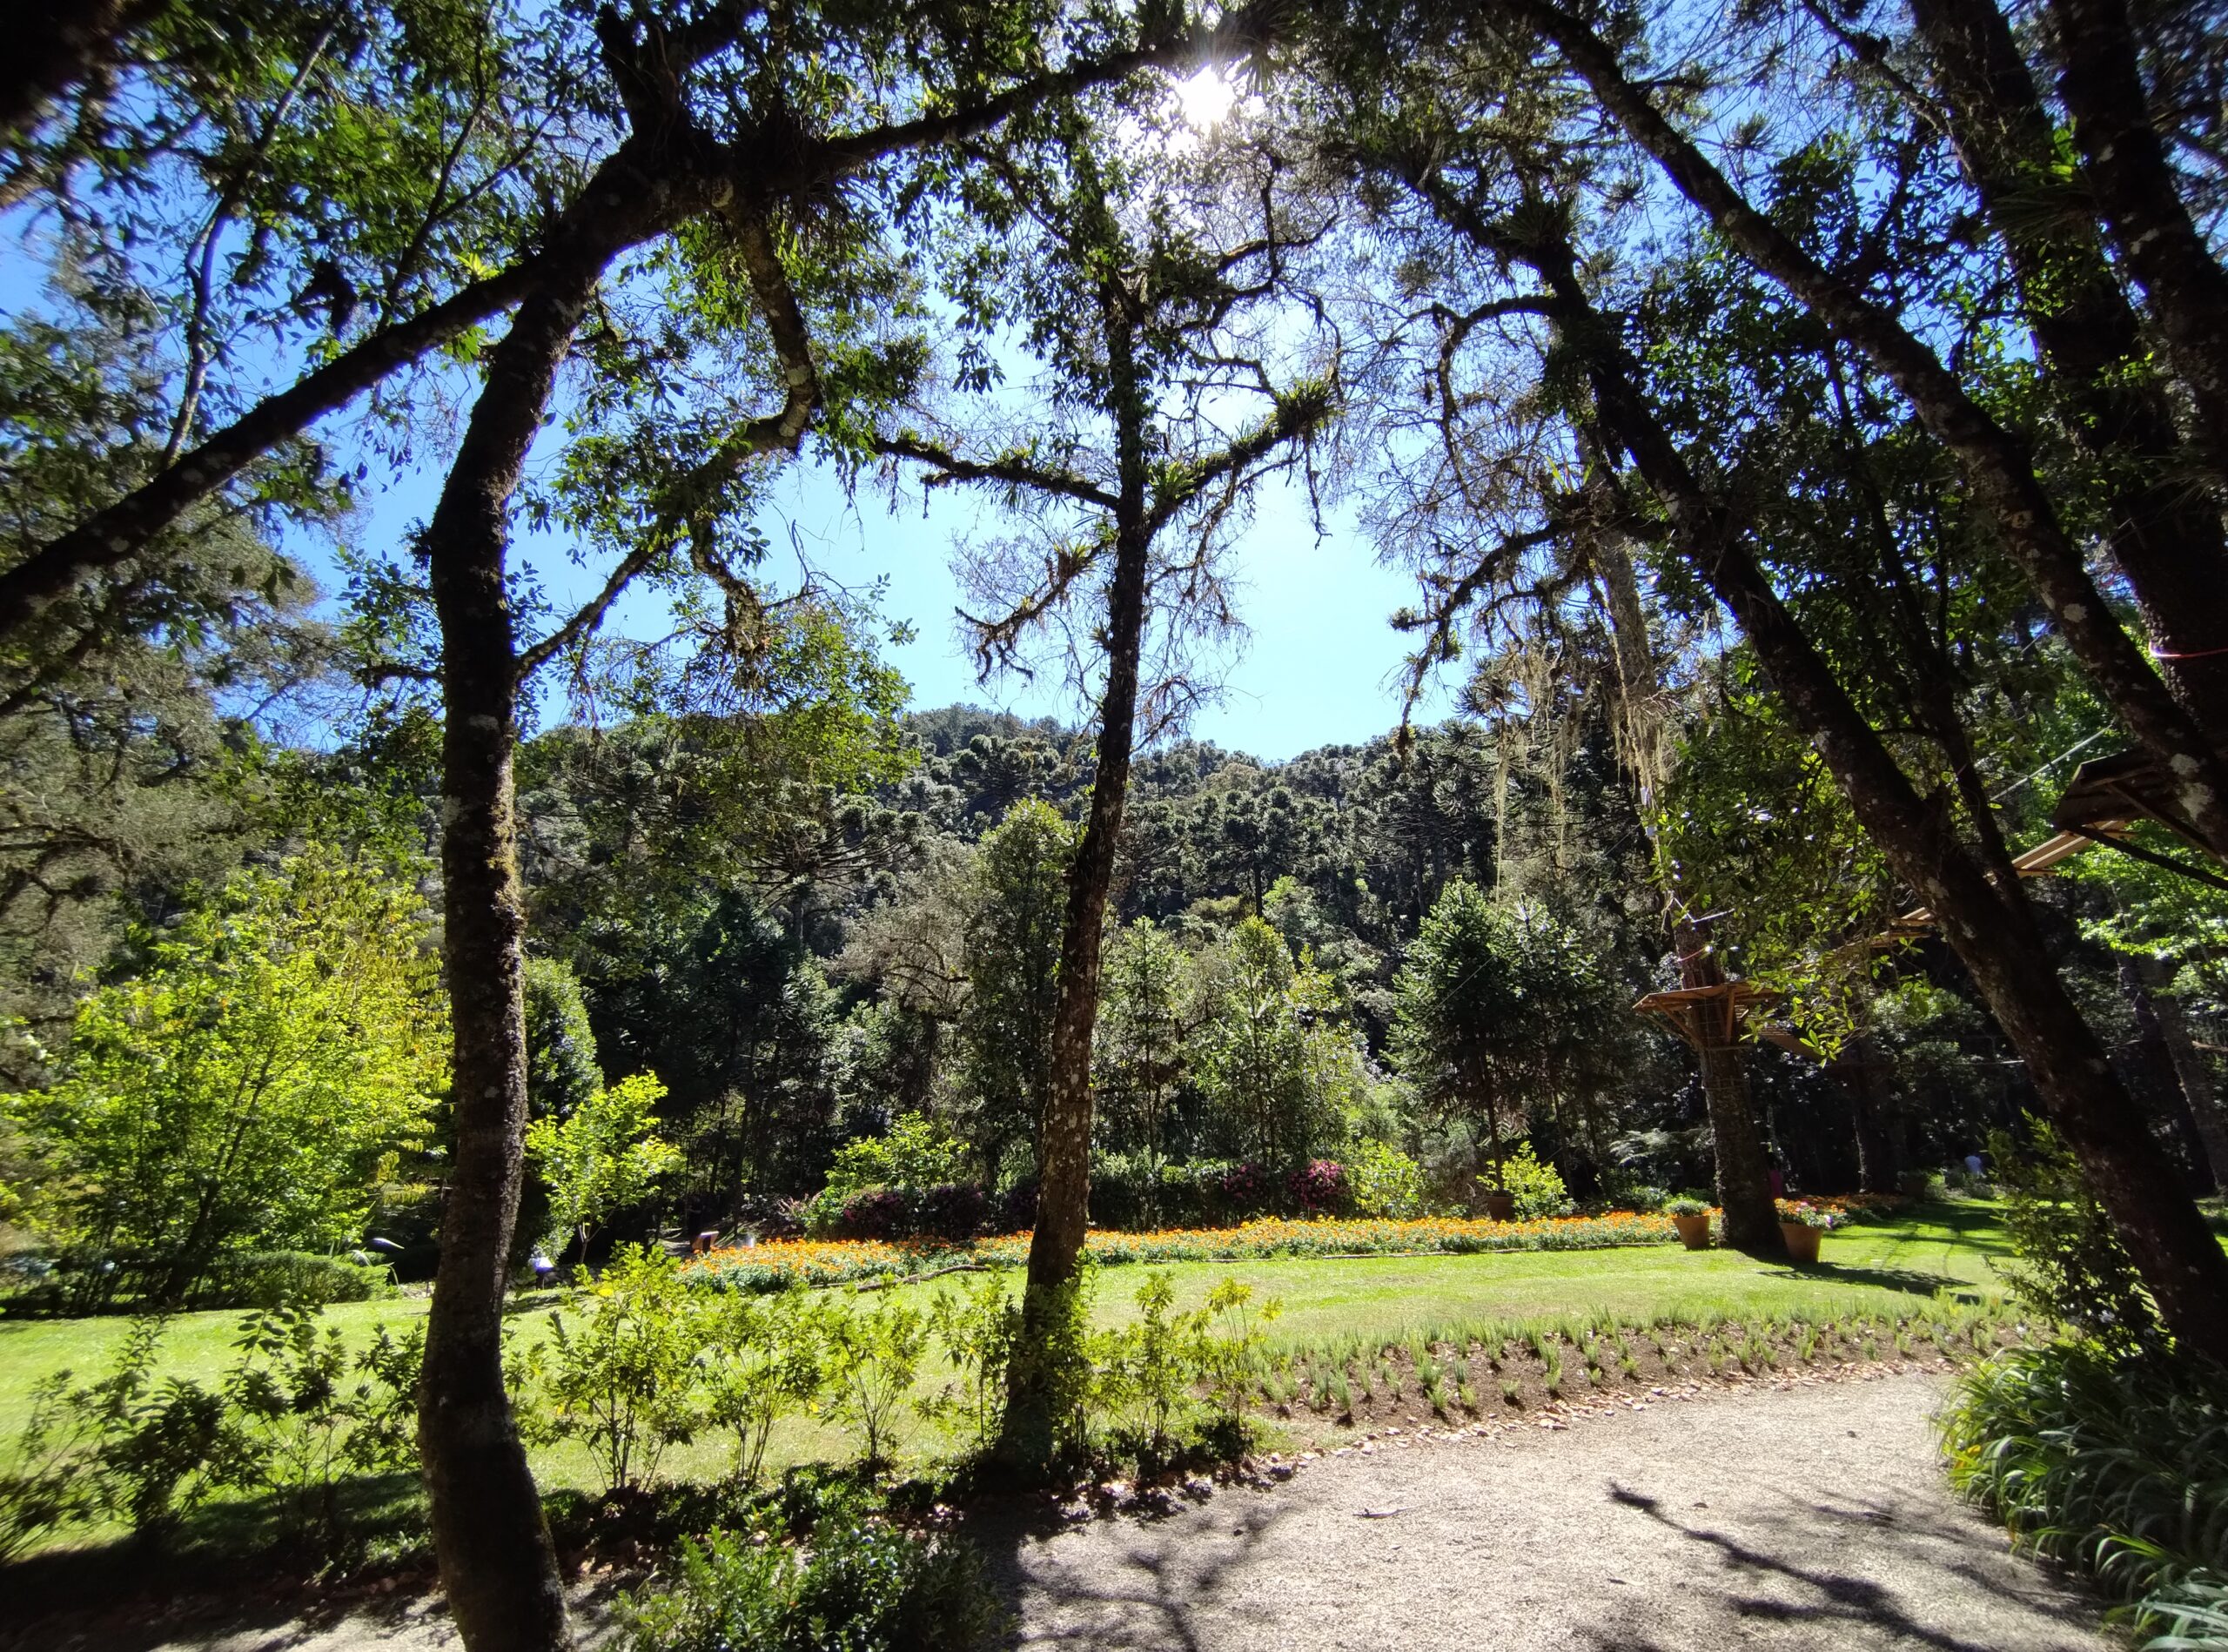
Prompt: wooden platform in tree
<box><xmin>1633</xmin><ymin>979</ymin><xmax>1782</xmax><ymax>1051</ymax></box>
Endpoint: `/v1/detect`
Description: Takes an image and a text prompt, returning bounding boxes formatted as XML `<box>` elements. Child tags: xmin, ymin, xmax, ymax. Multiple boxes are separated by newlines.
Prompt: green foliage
<box><xmin>222</xmin><ymin>1303</ymin><xmax>423</xmax><ymax>1545</ymax></box>
<box><xmin>1345</xmin><ymin>1139</ymin><xmax>1425</xmax><ymax>1219</ymax></box>
<box><xmin>1665</xmin><ymin>1195</ymin><xmax>1709</xmax><ymax>1218</ymax></box>
<box><xmin>1990</xmin><ymin>1123</ymin><xmax>2161</xmax><ymax>1353</ymax></box>
<box><xmin>1091</xmin><ymin>1272</ymin><xmax>1198</xmax><ymax>1457</ymax></box>
<box><xmin>1198</xmin><ymin>1279</ymin><xmax>1282</xmax><ymax>1430</ymax></box>
<box><xmin>921</xmin><ymin>1273</ymin><xmax>1022</xmax><ymax>1454</ymax></box>
<box><xmin>1492</xmin><ymin>1144</ymin><xmax>1574</xmax><ymax>1220</ymax></box>
<box><xmin>1391</xmin><ymin>884</ymin><xmax>1615</xmax><ymax>1177</ymax></box>
<box><xmin>0</xmin><ymin>1299</ymin><xmax>425</xmax><ymax>1558</ymax></box>
<box><xmin>526</xmin><ymin>1071</ymin><xmax>683</xmax><ymax>1260</ymax></box>
<box><xmin>525</xmin><ymin>957</ymin><xmax>603</xmax><ymax>1119</ymax></box>
<box><xmin>3</xmin><ymin>845</ymin><xmax>446</xmax><ymax>1309</ymax></box>
<box><xmin>1094</xmin><ymin>919</ymin><xmax>1192</xmax><ymax>1200</ymax></box>
<box><xmin>821</xmin><ymin>1298</ymin><xmax>929</xmax><ymax>1474</ymax></box>
<box><xmin>824</xmin><ymin>1115</ymin><xmax>971</xmax><ymax>1202</ymax></box>
<box><xmin>527</xmin><ymin>1246</ymin><xmax>707</xmax><ymax>1494</ymax></box>
<box><xmin>957</xmin><ymin>799</ymin><xmax>1070</xmax><ymax>1185</ymax></box>
<box><xmin>701</xmin><ymin>1289</ymin><xmax>829</xmax><ymax>1489</ymax></box>
<box><xmin>621</xmin><ymin>1507</ymin><xmax>1001</xmax><ymax>1652</ymax></box>
<box><xmin>1193</xmin><ymin>917</ymin><xmax>1354</xmax><ymax>1172</ymax></box>
<box><xmin>1943</xmin><ymin>1342</ymin><xmax>2228</xmax><ymax>1642</ymax></box>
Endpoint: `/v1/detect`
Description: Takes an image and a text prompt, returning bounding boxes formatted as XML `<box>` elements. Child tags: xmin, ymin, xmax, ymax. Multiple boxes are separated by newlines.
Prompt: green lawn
<box><xmin>0</xmin><ymin>1202</ymin><xmax>2011</xmax><ymax>1451</ymax></box>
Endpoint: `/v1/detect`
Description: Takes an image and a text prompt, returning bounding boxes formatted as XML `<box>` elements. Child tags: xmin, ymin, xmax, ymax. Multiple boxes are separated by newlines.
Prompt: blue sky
<box><xmin>332</xmin><ymin>412</ymin><xmax>1448</xmax><ymax>763</ymax></box>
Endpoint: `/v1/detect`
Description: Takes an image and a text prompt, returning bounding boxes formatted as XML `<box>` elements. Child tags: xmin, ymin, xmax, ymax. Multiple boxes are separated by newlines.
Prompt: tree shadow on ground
<box><xmin>964</xmin><ymin>1481</ymin><xmax>1294</xmax><ymax>1652</ymax></box>
<box><xmin>1581</xmin><ymin>1483</ymin><xmax>2076</xmax><ymax>1652</ymax></box>
<box><xmin>1749</xmin><ymin>1260</ymin><xmax>1996</xmax><ymax>1304</ymax></box>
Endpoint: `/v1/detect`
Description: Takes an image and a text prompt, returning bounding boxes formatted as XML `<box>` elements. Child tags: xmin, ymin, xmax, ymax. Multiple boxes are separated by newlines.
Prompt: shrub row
<box><xmin>1943</xmin><ymin>1341</ymin><xmax>2228</xmax><ymax>1649</ymax></box>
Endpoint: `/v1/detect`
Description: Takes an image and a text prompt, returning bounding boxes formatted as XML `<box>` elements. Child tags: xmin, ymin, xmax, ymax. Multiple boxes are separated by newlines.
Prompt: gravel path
<box><xmin>976</xmin><ymin>1371</ymin><xmax>2109</xmax><ymax>1652</ymax></box>
<box><xmin>8</xmin><ymin>1371</ymin><xmax>2107</xmax><ymax>1652</ymax></box>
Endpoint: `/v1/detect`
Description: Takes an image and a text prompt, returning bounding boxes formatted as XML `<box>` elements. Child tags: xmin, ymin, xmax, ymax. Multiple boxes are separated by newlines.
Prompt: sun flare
<box><xmin>1174</xmin><ymin>65</ymin><xmax>1238</xmax><ymax>130</ymax></box>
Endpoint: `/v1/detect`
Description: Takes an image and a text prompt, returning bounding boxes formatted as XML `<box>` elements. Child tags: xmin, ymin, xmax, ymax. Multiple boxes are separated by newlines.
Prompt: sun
<box><xmin>1173</xmin><ymin>65</ymin><xmax>1238</xmax><ymax>131</ymax></box>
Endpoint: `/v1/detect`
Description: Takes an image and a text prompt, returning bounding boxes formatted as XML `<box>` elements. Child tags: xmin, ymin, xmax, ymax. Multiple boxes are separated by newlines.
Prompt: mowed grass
<box><xmin>0</xmin><ymin>1202</ymin><xmax>2010</xmax><ymax>1449</ymax></box>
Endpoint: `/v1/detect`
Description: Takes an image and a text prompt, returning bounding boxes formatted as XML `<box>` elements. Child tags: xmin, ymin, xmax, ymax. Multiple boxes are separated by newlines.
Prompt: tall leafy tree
<box><xmin>3</xmin><ymin>844</ymin><xmax>446</xmax><ymax>1308</ymax></box>
<box><xmin>1093</xmin><ymin>917</ymin><xmax>1192</xmax><ymax>1199</ymax></box>
<box><xmin>957</xmin><ymin>798</ymin><xmax>1071</xmax><ymax>1183</ymax></box>
<box><xmin>878</xmin><ymin>91</ymin><xmax>1337</xmax><ymax>1462</ymax></box>
<box><xmin>1194</xmin><ymin>915</ymin><xmax>1350</xmax><ymax>1171</ymax></box>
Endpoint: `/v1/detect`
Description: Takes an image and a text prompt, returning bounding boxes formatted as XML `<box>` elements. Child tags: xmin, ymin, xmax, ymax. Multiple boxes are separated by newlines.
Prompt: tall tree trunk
<box><xmin>1529</xmin><ymin>240</ymin><xmax>2228</xmax><ymax>1361</ymax></box>
<box><xmin>2044</xmin><ymin>0</ymin><xmax>2228</xmax><ymax>487</ymax></box>
<box><xmin>1907</xmin><ymin>0</ymin><xmax>2228</xmax><ymax>749</ymax></box>
<box><xmin>418</xmin><ymin>218</ymin><xmax>640</xmax><ymax>1652</ymax></box>
<box><xmin>1511</xmin><ymin>0</ymin><xmax>2228</xmax><ymax>858</ymax></box>
<box><xmin>1674</xmin><ymin>921</ymin><xmax>1782</xmax><ymax>1252</ymax></box>
<box><xmin>1004</xmin><ymin>287</ymin><xmax>1154</xmax><ymax>1466</ymax></box>
<box><xmin>1699</xmin><ymin>1043</ymin><xmax>1779</xmax><ymax>1248</ymax></box>
<box><xmin>2137</xmin><ymin>955</ymin><xmax>2228</xmax><ymax>1190</ymax></box>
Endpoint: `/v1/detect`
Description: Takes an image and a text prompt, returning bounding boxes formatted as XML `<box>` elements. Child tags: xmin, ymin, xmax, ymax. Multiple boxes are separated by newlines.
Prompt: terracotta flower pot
<box><xmin>1482</xmin><ymin>1191</ymin><xmax>1516</xmax><ymax>1222</ymax></box>
<box><xmin>1780</xmin><ymin>1220</ymin><xmax>1822</xmax><ymax>1264</ymax></box>
<box><xmin>1673</xmin><ymin>1212</ymin><xmax>1711</xmax><ymax>1251</ymax></box>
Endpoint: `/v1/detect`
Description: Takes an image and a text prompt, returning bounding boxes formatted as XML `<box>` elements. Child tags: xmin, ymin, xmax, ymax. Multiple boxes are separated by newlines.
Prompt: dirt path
<box><xmin>975</xmin><ymin>1371</ymin><xmax>2107</xmax><ymax>1652</ymax></box>
<box><xmin>9</xmin><ymin>1371</ymin><xmax>2104</xmax><ymax>1651</ymax></box>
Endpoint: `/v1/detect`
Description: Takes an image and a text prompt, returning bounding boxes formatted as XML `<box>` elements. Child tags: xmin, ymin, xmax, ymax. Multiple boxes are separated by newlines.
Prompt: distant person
<box><xmin>1964</xmin><ymin>1152</ymin><xmax>1983</xmax><ymax>1178</ymax></box>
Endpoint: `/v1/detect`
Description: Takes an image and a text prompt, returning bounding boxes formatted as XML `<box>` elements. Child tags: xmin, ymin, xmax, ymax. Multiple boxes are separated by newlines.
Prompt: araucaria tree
<box><xmin>880</xmin><ymin>97</ymin><xmax>1335</xmax><ymax>1464</ymax></box>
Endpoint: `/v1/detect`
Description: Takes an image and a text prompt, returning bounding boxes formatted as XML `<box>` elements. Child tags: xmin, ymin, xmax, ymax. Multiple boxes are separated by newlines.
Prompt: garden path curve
<box><xmin>979</xmin><ymin>1370</ymin><xmax>2108</xmax><ymax>1652</ymax></box>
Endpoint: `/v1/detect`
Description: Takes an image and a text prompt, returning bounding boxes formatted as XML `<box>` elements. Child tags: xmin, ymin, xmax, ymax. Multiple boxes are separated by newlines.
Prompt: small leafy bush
<box><xmin>1664</xmin><ymin>1195</ymin><xmax>1708</xmax><ymax>1218</ymax></box>
<box><xmin>820</xmin><ymin>1297</ymin><xmax>929</xmax><ymax>1473</ymax></box>
<box><xmin>700</xmin><ymin>1288</ymin><xmax>827</xmax><ymax>1488</ymax></box>
<box><xmin>1492</xmin><ymin>1144</ymin><xmax>1574</xmax><ymax>1221</ymax></box>
<box><xmin>992</xmin><ymin>1181</ymin><xmax>1037</xmax><ymax>1233</ymax></box>
<box><xmin>913</xmin><ymin>1184</ymin><xmax>988</xmax><ymax>1242</ymax></box>
<box><xmin>206</xmin><ymin>1249</ymin><xmax>394</xmax><ymax>1310</ymax></box>
<box><xmin>1346</xmin><ymin>1140</ymin><xmax>1424</xmax><ymax>1219</ymax></box>
<box><xmin>1</xmin><ymin>1303</ymin><xmax>426</xmax><ymax>1561</ymax></box>
<box><xmin>526</xmin><ymin>1245</ymin><xmax>708</xmax><ymax>1493</ymax></box>
<box><xmin>1286</xmin><ymin>1160</ymin><xmax>1349</xmax><ymax>1217</ymax></box>
<box><xmin>1943</xmin><ymin>1340</ymin><xmax>2228</xmax><ymax>1642</ymax></box>
<box><xmin>1092</xmin><ymin>1271</ymin><xmax>1209</xmax><ymax>1460</ymax></box>
<box><xmin>621</xmin><ymin>1506</ymin><xmax>1000</xmax><ymax>1652</ymax></box>
<box><xmin>224</xmin><ymin>1302</ymin><xmax>423</xmax><ymax>1544</ymax></box>
<box><xmin>920</xmin><ymin>1273</ymin><xmax>1020</xmax><ymax>1454</ymax></box>
<box><xmin>836</xmin><ymin>1189</ymin><xmax>915</xmax><ymax>1241</ymax></box>
<box><xmin>824</xmin><ymin>1116</ymin><xmax>972</xmax><ymax>1204</ymax></box>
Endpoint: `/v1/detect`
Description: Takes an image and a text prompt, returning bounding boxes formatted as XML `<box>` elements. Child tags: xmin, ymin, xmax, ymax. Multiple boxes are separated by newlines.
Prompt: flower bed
<box><xmin>686</xmin><ymin>1196</ymin><xmax>1903</xmax><ymax>1293</ymax></box>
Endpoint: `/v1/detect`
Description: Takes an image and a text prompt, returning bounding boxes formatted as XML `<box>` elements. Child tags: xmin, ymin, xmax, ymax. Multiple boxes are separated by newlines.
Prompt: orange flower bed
<box><xmin>681</xmin><ymin>1199</ymin><xmax>1908</xmax><ymax>1292</ymax></box>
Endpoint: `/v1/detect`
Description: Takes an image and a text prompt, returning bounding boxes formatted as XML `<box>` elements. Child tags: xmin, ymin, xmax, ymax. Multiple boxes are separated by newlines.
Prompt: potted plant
<box><xmin>1778</xmin><ymin>1202</ymin><xmax>1836</xmax><ymax>1263</ymax></box>
<box><xmin>1475</xmin><ymin>1176</ymin><xmax>1516</xmax><ymax>1222</ymax></box>
<box><xmin>1665</xmin><ymin>1194</ymin><xmax>1711</xmax><ymax>1251</ymax></box>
